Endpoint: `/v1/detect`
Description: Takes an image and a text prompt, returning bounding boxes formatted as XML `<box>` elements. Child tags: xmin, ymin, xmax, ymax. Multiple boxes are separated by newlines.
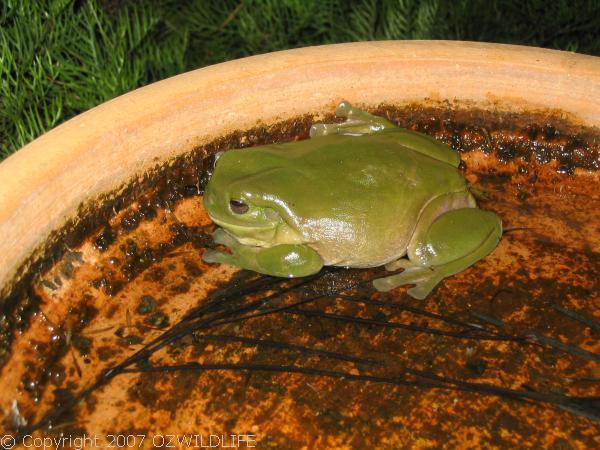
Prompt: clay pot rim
<box><xmin>0</xmin><ymin>40</ymin><xmax>599</xmax><ymax>298</ymax></box>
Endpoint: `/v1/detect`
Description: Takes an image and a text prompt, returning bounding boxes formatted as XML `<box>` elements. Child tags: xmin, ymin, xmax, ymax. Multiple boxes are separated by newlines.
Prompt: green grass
<box><xmin>1</xmin><ymin>0</ymin><xmax>599</xmax><ymax>159</ymax></box>
<box><xmin>1</xmin><ymin>0</ymin><xmax>186</xmax><ymax>157</ymax></box>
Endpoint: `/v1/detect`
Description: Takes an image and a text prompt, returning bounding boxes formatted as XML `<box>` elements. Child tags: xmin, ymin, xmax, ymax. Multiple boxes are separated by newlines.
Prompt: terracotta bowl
<box><xmin>0</xmin><ymin>41</ymin><xmax>598</xmax><ymax>449</ymax></box>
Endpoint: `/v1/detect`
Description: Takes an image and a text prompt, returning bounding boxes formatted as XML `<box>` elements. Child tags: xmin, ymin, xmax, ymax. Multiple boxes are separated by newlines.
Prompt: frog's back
<box><xmin>251</xmin><ymin>134</ymin><xmax>467</xmax><ymax>214</ymax></box>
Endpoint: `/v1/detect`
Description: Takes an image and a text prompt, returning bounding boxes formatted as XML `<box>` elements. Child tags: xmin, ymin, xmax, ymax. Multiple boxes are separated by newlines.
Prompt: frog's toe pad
<box><xmin>309</xmin><ymin>123</ymin><xmax>329</xmax><ymax>138</ymax></box>
<box><xmin>336</xmin><ymin>100</ymin><xmax>352</xmax><ymax>117</ymax></box>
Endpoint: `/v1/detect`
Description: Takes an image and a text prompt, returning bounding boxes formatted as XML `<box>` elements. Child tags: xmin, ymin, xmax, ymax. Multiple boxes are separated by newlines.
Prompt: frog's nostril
<box><xmin>230</xmin><ymin>199</ymin><xmax>249</xmax><ymax>214</ymax></box>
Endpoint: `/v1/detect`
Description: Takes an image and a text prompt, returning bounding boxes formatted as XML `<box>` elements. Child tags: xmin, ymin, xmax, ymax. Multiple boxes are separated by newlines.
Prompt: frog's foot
<box><xmin>373</xmin><ymin>262</ymin><xmax>444</xmax><ymax>300</ymax></box>
<box><xmin>203</xmin><ymin>228</ymin><xmax>323</xmax><ymax>278</ymax></box>
<box><xmin>310</xmin><ymin>100</ymin><xmax>397</xmax><ymax>138</ymax></box>
<box><xmin>211</xmin><ymin>227</ymin><xmax>239</xmax><ymax>247</ymax></box>
<box><xmin>373</xmin><ymin>208</ymin><xmax>502</xmax><ymax>300</ymax></box>
<box><xmin>202</xmin><ymin>228</ymin><xmax>243</xmax><ymax>265</ymax></box>
<box><xmin>384</xmin><ymin>258</ymin><xmax>414</xmax><ymax>271</ymax></box>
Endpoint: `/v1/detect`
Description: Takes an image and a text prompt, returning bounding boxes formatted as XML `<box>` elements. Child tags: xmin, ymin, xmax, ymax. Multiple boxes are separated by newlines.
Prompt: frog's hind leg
<box><xmin>203</xmin><ymin>228</ymin><xmax>323</xmax><ymax>278</ymax></box>
<box><xmin>310</xmin><ymin>100</ymin><xmax>397</xmax><ymax>138</ymax></box>
<box><xmin>373</xmin><ymin>208</ymin><xmax>502</xmax><ymax>299</ymax></box>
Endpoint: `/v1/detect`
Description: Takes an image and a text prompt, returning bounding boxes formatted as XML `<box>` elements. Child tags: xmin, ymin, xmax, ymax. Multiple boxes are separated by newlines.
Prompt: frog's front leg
<box><xmin>310</xmin><ymin>100</ymin><xmax>397</xmax><ymax>138</ymax></box>
<box><xmin>203</xmin><ymin>228</ymin><xmax>323</xmax><ymax>278</ymax></box>
<box><xmin>373</xmin><ymin>208</ymin><xmax>502</xmax><ymax>299</ymax></box>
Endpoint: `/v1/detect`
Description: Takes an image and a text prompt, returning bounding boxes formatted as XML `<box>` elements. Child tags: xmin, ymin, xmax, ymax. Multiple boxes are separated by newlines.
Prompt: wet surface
<box><xmin>0</xmin><ymin>104</ymin><xmax>599</xmax><ymax>448</ymax></box>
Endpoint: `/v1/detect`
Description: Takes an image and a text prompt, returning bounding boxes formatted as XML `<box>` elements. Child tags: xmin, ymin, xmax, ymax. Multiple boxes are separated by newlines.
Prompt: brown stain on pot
<box><xmin>0</xmin><ymin>103</ymin><xmax>599</xmax><ymax>449</ymax></box>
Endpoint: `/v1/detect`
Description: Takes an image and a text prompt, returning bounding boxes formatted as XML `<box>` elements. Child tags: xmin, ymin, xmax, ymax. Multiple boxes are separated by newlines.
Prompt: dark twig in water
<box><xmin>122</xmin><ymin>362</ymin><xmax>600</xmax><ymax>422</ymax></box>
<box><xmin>130</xmin><ymin>274</ymin><xmax>325</xmax><ymax>363</ymax></box>
<box><xmin>179</xmin><ymin>267</ymin><xmax>343</xmax><ymax>325</ymax></box>
<box><xmin>489</xmin><ymin>288</ymin><xmax>512</xmax><ymax>318</ymax></box>
<box><xmin>286</xmin><ymin>308</ymin><xmax>525</xmax><ymax>342</ymax></box>
<box><xmin>400</xmin><ymin>367</ymin><xmax>600</xmax><ymax>422</ymax></box>
<box><xmin>283</xmin><ymin>301</ymin><xmax>598</xmax><ymax>362</ymax></box>
<box><xmin>122</xmin><ymin>362</ymin><xmax>444</xmax><ymax>388</ymax></box>
<box><xmin>469</xmin><ymin>311</ymin><xmax>505</xmax><ymax>329</ymax></box>
<box><xmin>551</xmin><ymin>304</ymin><xmax>600</xmax><ymax>333</ymax></box>
<box><xmin>490</xmin><ymin>288</ymin><xmax>512</xmax><ymax>304</ymax></box>
<box><xmin>180</xmin><ymin>274</ymin><xmax>287</xmax><ymax>321</ymax></box>
<box><xmin>484</xmin><ymin>290</ymin><xmax>599</xmax><ymax>360</ymax></box>
<box><xmin>527</xmin><ymin>332</ymin><xmax>600</xmax><ymax>362</ymax></box>
<box><xmin>19</xmin><ymin>268</ymin><xmax>352</xmax><ymax>436</ymax></box>
<box><xmin>333</xmin><ymin>293</ymin><xmax>495</xmax><ymax>333</ymax></box>
<box><xmin>19</xmin><ymin>267</ymin><xmax>600</xmax><ymax>435</ymax></box>
<box><xmin>17</xmin><ymin>272</ymin><xmax>317</xmax><ymax>437</ymax></box>
<box><xmin>565</xmin><ymin>377</ymin><xmax>600</xmax><ymax>383</ymax></box>
<box><xmin>195</xmin><ymin>334</ymin><xmax>382</xmax><ymax>367</ymax></box>
<box><xmin>207</xmin><ymin>294</ymin><xmax>323</xmax><ymax>329</ymax></box>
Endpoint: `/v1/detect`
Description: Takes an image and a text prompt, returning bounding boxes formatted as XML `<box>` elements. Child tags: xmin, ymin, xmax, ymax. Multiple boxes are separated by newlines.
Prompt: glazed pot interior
<box><xmin>0</xmin><ymin>42</ymin><xmax>598</xmax><ymax>448</ymax></box>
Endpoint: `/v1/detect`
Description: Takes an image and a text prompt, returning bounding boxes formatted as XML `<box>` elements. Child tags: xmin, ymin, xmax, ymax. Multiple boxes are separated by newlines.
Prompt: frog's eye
<box><xmin>229</xmin><ymin>199</ymin><xmax>249</xmax><ymax>214</ymax></box>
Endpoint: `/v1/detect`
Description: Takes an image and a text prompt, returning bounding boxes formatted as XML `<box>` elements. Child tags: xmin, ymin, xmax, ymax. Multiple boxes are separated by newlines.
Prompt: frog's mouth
<box><xmin>209</xmin><ymin>212</ymin><xmax>279</xmax><ymax>247</ymax></box>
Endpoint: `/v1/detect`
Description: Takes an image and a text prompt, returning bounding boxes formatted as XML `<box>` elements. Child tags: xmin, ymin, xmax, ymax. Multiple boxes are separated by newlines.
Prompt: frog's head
<box><xmin>203</xmin><ymin>149</ymin><xmax>300</xmax><ymax>247</ymax></box>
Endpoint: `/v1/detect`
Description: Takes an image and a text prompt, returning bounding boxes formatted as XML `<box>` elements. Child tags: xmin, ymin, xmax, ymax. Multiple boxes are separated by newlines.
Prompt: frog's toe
<box><xmin>336</xmin><ymin>100</ymin><xmax>352</xmax><ymax>118</ymax></box>
<box><xmin>384</xmin><ymin>258</ymin><xmax>414</xmax><ymax>271</ymax></box>
<box><xmin>311</xmin><ymin>101</ymin><xmax>397</xmax><ymax>139</ymax></box>
<box><xmin>373</xmin><ymin>266</ymin><xmax>442</xmax><ymax>299</ymax></box>
<box><xmin>373</xmin><ymin>266</ymin><xmax>430</xmax><ymax>291</ymax></box>
<box><xmin>212</xmin><ymin>228</ymin><xmax>238</xmax><ymax>247</ymax></box>
<box><xmin>406</xmin><ymin>278</ymin><xmax>442</xmax><ymax>300</ymax></box>
<box><xmin>202</xmin><ymin>249</ymin><xmax>235</xmax><ymax>265</ymax></box>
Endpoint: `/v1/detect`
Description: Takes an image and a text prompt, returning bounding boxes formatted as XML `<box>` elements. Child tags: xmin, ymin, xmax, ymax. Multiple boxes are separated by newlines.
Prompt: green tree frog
<box><xmin>202</xmin><ymin>101</ymin><xmax>502</xmax><ymax>299</ymax></box>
